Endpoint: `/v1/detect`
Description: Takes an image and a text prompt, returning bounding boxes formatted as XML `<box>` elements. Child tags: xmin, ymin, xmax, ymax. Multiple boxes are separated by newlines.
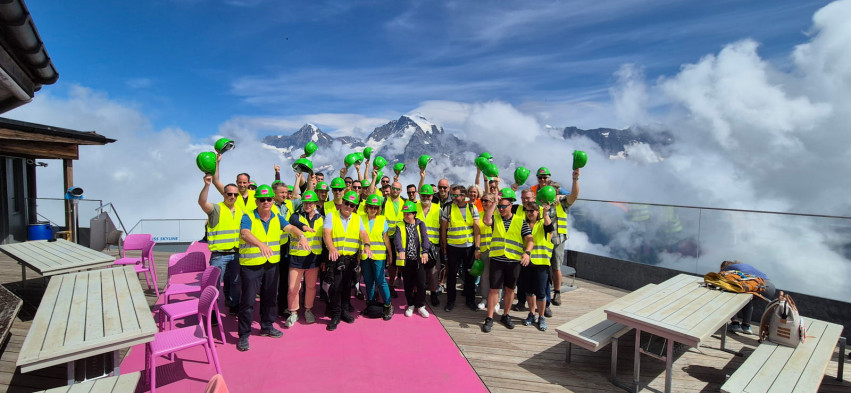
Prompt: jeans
<box><xmin>210</xmin><ymin>252</ymin><xmax>240</xmax><ymax>307</ymax></box>
<box><xmin>736</xmin><ymin>280</ymin><xmax>777</xmax><ymax>326</ymax></box>
<box><xmin>362</xmin><ymin>258</ymin><xmax>391</xmax><ymax>305</ymax></box>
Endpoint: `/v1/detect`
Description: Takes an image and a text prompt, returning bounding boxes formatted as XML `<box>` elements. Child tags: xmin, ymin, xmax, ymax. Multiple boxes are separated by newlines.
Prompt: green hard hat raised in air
<box><xmin>304</xmin><ymin>141</ymin><xmax>318</xmax><ymax>157</ymax></box>
<box><xmin>483</xmin><ymin>163</ymin><xmax>499</xmax><ymax>178</ymax></box>
<box><xmin>536</xmin><ymin>185</ymin><xmax>557</xmax><ymax>204</ymax></box>
<box><xmin>573</xmin><ymin>150</ymin><xmax>588</xmax><ymax>170</ymax></box>
<box><xmin>373</xmin><ymin>156</ymin><xmax>388</xmax><ymax>170</ymax></box>
<box><xmin>365</xmin><ymin>194</ymin><xmax>382</xmax><ymax>207</ymax></box>
<box><xmin>479</xmin><ymin>152</ymin><xmax>493</xmax><ymax>161</ymax></box>
<box><xmin>344</xmin><ymin>153</ymin><xmax>358</xmax><ymax>167</ymax></box>
<box><xmin>292</xmin><ymin>158</ymin><xmax>314</xmax><ymax>175</ymax></box>
<box><xmin>499</xmin><ymin>188</ymin><xmax>516</xmax><ymax>202</ymax></box>
<box><xmin>254</xmin><ymin>184</ymin><xmax>273</xmax><ymax>198</ymax></box>
<box><xmin>418</xmin><ymin>155</ymin><xmax>432</xmax><ymax>169</ymax></box>
<box><xmin>316</xmin><ymin>181</ymin><xmax>329</xmax><ymax>191</ymax></box>
<box><xmin>514</xmin><ymin>166</ymin><xmax>530</xmax><ymax>185</ymax></box>
<box><xmin>536</xmin><ymin>166</ymin><xmax>551</xmax><ymax>176</ymax></box>
<box><xmin>419</xmin><ymin>184</ymin><xmax>435</xmax><ymax>195</ymax></box>
<box><xmin>330</xmin><ymin>177</ymin><xmax>346</xmax><ymax>189</ymax></box>
<box><xmin>393</xmin><ymin>162</ymin><xmax>406</xmax><ymax>175</ymax></box>
<box><xmin>343</xmin><ymin>190</ymin><xmax>360</xmax><ymax>205</ymax></box>
<box><xmin>401</xmin><ymin>200</ymin><xmax>417</xmax><ymax>213</ymax></box>
<box><xmin>196</xmin><ymin>152</ymin><xmax>217</xmax><ymax>175</ymax></box>
<box><xmin>302</xmin><ymin>190</ymin><xmax>319</xmax><ymax>202</ymax></box>
<box><xmin>214</xmin><ymin>138</ymin><xmax>234</xmax><ymax>154</ymax></box>
<box><xmin>363</xmin><ymin>147</ymin><xmax>373</xmax><ymax>160</ymax></box>
<box><xmin>353</xmin><ymin>152</ymin><xmax>365</xmax><ymax>165</ymax></box>
<box><xmin>474</xmin><ymin>156</ymin><xmax>489</xmax><ymax>171</ymax></box>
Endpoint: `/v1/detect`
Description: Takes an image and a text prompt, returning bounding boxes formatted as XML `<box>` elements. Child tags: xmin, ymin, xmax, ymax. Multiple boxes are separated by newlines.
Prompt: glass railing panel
<box><xmin>131</xmin><ymin>219</ymin><xmax>206</xmax><ymax>243</ymax></box>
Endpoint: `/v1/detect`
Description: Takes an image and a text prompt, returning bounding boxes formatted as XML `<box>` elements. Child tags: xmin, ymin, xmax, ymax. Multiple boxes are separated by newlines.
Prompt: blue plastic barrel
<box><xmin>28</xmin><ymin>222</ymin><xmax>54</xmax><ymax>241</ymax></box>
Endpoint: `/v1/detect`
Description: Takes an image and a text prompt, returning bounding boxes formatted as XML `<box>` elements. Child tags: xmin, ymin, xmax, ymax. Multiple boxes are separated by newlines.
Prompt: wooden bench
<box><xmin>36</xmin><ymin>371</ymin><xmax>140</xmax><ymax>393</ymax></box>
<box><xmin>721</xmin><ymin>318</ymin><xmax>846</xmax><ymax>393</ymax></box>
<box><xmin>0</xmin><ymin>285</ymin><xmax>23</xmax><ymax>348</ymax></box>
<box><xmin>556</xmin><ymin>283</ymin><xmax>658</xmax><ymax>390</ymax></box>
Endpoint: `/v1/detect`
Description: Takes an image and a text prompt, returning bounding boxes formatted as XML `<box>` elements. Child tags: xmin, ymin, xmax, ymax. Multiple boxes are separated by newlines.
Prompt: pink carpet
<box><xmin>121</xmin><ymin>277</ymin><xmax>487</xmax><ymax>393</ymax></box>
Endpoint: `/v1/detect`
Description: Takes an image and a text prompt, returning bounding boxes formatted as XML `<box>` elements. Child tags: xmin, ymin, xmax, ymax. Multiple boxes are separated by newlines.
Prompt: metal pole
<box><xmin>633</xmin><ymin>329</ymin><xmax>641</xmax><ymax>392</ymax></box>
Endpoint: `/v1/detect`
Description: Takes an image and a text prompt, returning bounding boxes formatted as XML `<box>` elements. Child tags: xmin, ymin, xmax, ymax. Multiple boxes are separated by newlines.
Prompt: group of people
<box><xmin>198</xmin><ymin>152</ymin><xmax>580</xmax><ymax>351</ymax></box>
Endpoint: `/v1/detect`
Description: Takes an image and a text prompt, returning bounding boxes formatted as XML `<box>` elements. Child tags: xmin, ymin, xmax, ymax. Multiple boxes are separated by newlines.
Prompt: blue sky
<box><xmin>22</xmin><ymin>0</ymin><xmax>828</xmax><ymax>137</ymax></box>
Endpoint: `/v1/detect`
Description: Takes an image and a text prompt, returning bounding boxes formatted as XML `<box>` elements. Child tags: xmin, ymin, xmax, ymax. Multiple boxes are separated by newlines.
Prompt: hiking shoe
<box><xmin>417</xmin><ymin>306</ymin><xmax>430</xmax><ymax>318</ymax></box>
<box><xmin>444</xmin><ymin>301</ymin><xmax>455</xmax><ymax>312</ymax></box>
<box><xmin>481</xmin><ymin>317</ymin><xmax>494</xmax><ymax>333</ymax></box>
<box><xmin>552</xmin><ymin>291</ymin><xmax>561</xmax><ymax>306</ymax></box>
<box><xmin>544</xmin><ymin>306</ymin><xmax>553</xmax><ymax>318</ymax></box>
<box><xmin>431</xmin><ymin>292</ymin><xmax>440</xmax><ymax>307</ymax></box>
<box><xmin>437</xmin><ymin>284</ymin><xmax>445</xmax><ymax>294</ymax></box>
<box><xmin>500</xmin><ymin>314</ymin><xmax>515</xmax><ymax>329</ymax></box>
<box><xmin>383</xmin><ymin>305</ymin><xmax>393</xmax><ymax>321</ymax></box>
<box><xmin>466</xmin><ymin>300</ymin><xmax>478</xmax><ymax>311</ymax></box>
<box><xmin>355</xmin><ymin>290</ymin><xmax>365</xmax><ymax>300</ymax></box>
<box><xmin>327</xmin><ymin>317</ymin><xmax>340</xmax><ymax>331</ymax></box>
<box><xmin>741</xmin><ymin>325</ymin><xmax>754</xmax><ymax>335</ymax></box>
<box><xmin>341</xmin><ymin>311</ymin><xmax>355</xmax><ymax>324</ymax></box>
<box><xmin>237</xmin><ymin>336</ymin><xmax>250</xmax><ymax>351</ymax></box>
<box><xmin>285</xmin><ymin>311</ymin><xmax>298</xmax><ymax>328</ymax></box>
<box><xmin>523</xmin><ymin>312</ymin><xmax>537</xmax><ymax>326</ymax></box>
<box><xmin>477</xmin><ymin>301</ymin><xmax>486</xmax><ymax>310</ymax></box>
<box><xmin>538</xmin><ymin>316</ymin><xmax>548</xmax><ymax>332</ymax></box>
<box><xmin>512</xmin><ymin>302</ymin><xmax>525</xmax><ymax>312</ymax></box>
<box><xmin>405</xmin><ymin>306</ymin><xmax>414</xmax><ymax>317</ymax></box>
<box><xmin>728</xmin><ymin>323</ymin><xmax>743</xmax><ymax>334</ymax></box>
<box><xmin>260</xmin><ymin>327</ymin><xmax>283</xmax><ymax>338</ymax></box>
<box><xmin>304</xmin><ymin>309</ymin><xmax>316</xmax><ymax>324</ymax></box>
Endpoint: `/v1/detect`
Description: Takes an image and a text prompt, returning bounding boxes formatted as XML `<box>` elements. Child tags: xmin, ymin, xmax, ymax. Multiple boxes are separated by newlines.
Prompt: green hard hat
<box><xmin>292</xmin><ymin>158</ymin><xmax>314</xmax><ymax>175</ymax></box>
<box><xmin>418</xmin><ymin>155</ymin><xmax>432</xmax><ymax>169</ymax></box>
<box><xmin>419</xmin><ymin>184</ymin><xmax>435</xmax><ymax>195</ymax></box>
<box><xmin>483</xmin><ymin>163</ymin><xmax>499</xmax><ymax>178</ymax></box>
<box><xmin>214</xmin><ymin>138</ymin><xmax>234</xmax><ymax>154</ymax></box>
<box><xmin>469</xmin><ymin>259</ymin><xmax>484</xmax><ymax>277</ymax></box>
<box><xmin>302</xmin><ymin>190</ymin><xmax>319</xmax><ymax>202</ymax></box>
<box><xmin>353</xmin><ymin>152</ymin><xmax>365</xmax><ymax>165</ymax></box>
<box><xmin>363</xmin><ymin>147</ymin><xmax>373</xmax><ymax>160</ymax></box>
<box><xmin>343</xmin><ymin>190</ymin><xmax>360</xmax><ymax>205</ymax></box>
<box><xmin>499</xmin><ymin>187</ymin><xmax>516</xmax><ymax>202</ymax></box>
<box><xmin>514</xmin><ymin>166</ymin><xmax>530</xmax><ymax>185</ymax></box>
<box><xmin>479</xmin><ymin>152</ymin><xmax>493</xmax><ymax>161</ymax></box>
<box><xmin>316</xmin><ymin>181</ymin><xmax>329</xmax><ymax>192</ymax></box>
<box><xmin>254</xmin><ymin>184</ymin><xmax>273</xmax><ymax>198</ymax></box>
<box><xmin>271</xmin><ymin>180</ymin><xmax>283</xmax><ymax>186</ymax></box>
<box><xmin>373</xmin><ymin>156</ymin><xmax>388</xmax><ymax>170</ymax></box>
<box><xmin>376</xmin><ymin>171</ymin><xmax>385</xmax><ymax>183</ymax></box>
<box><xmin>393</xmin><ymin>162</ymin><xmax>406</xmax><ymax>175</ymax></box>
<box><xmin>361</xmin><ymin>179</ymin><xmax>371</xmax><ymax>187</ymax></box>
<box><xmin>365</xmin><ymin>194</ymin><xmax>382</xmax><ymax>207</ymax></box>
<box><xmin>196</xmin><ymin>152</ymin><xmax>217</xmax><ymax>174</ymax></box>
<box><xmin>573</xmin><ymin>150</ymin><xmax>588</xmax><ymax>170</ymax></box>
<box><xmin>536</xmin><ymin>166</ymin><xmax>551</xmax><ymax>176</ymax></box>
<box><xmin>330</xmin><ymin>177</ymin><xmax>346</xmax><ymax>189</ymax></box>
<box><xmin>344</xmin><ymin>153</ymin><xmax>358</xmax><ymax>167</ymax></box>
<box><xmin>536</xmin><ymin>185</ymin><xmax>557</xmax><ymax>204</ymax></box>
<box><xmin>304</xmin><ymin>141</ymin><xmax>318</xmax><ymax>157</ymax></box>
<box><xmin>401</xmin><ymin>200</ymin><xmax>417</xmax><ymax>213</ymax></box>
<box><xmin>474</xmin><ymin>156</ymin><xmax>489</xmax><ymax>171</ymax></box>
<box><xmin>287</xmin><ymin>185</ymin><xmax>294</xmax><ymax>191</ymax></box>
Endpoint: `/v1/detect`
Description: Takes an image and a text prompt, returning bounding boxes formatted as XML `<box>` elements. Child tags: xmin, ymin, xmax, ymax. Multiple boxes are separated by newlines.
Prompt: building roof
<box><xmin>0</xmin><ymin>117</ymin><xmax>115</xmax><ymax>160</ymax></box>
<box><xmin>0</xmin><ymin>0</ymin><xmax>58</xmax><ymax>113</ymax></box>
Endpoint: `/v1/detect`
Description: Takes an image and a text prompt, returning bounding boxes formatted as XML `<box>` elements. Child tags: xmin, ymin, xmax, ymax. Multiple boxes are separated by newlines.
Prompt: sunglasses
<box><xmin>332</xmin><ymin>188</ymin><xmax>345</xmax><ymax>191</ymax></box>
<box><xmin>226</xmin><ymin>193</ymin><xmax>239</xmax><ymax>197</ymax></box>
<box><xmin>537</xmin><ymin>176</ymin><xmax>549</xmax><ymax>179</ymax></box>
<box><xmin>481</xmin><ymin>198</ymin><xmax>491</xmax><ymax>203</ymax></box>
<box><xmin>391</xmin><ymin>187</ymin><xmax>401</xmax><ymax>191</ymax></box>
<box><xmin>345</xmin><ymin>181</ymin><xmax>352</xmax><ymax>185</ymax></box>
<box><xmin>497</xmin><ymin>204</ymin><xmax>511</xmax><ymax>209</ymax></box>
<box><xmin>381</xmin><ymin>180</ymin><xmax>390</xmax><ymax>184</ymax></box>
<box><xmin>438</xmin><ymin>186</ymin><xmax>448</xmax><ymax>190</ymax></box>
<box><xmin>256</xmin><ymin>198</ymin><xmax>273</xmax><ymax>203</ymax></box>
<box><xmin>352</xmin><ymin>186</ymin><xmax>362</xmax><ymax>190</ymax></box>
<box><xmin>343</xmin><ymin>201</ymin><xmax>357</xmax><ymax>208</ymax></box>
<box><xmin>451</xmin><ymin>193</ymin><xmax>466</xmax><ymax>198</ymax></box>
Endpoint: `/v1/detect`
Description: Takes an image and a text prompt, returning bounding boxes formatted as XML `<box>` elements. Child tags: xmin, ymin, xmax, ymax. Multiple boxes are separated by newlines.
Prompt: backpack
<box><xmin>759</xmin><ymin>291</ymin><xmax>806</xmax><ymax>348</ymax></box>
<box><xmin>360</xmin><ymin>302</ymin><xmax>385</xmax><ymax>319</ymax></box>
<box><xmin>703</xmin><ymin>270</ymin><xmax>768</xmax><ymax>300</ymax></box>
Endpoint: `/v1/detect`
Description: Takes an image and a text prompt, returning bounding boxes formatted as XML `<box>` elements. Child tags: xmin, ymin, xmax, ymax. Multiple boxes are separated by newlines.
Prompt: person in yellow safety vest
<box><xmin>322</xmin><ymin>190</ymin><xmax>371</xmax><ymax>331</ymax></box>
<box><xmin>272</xmin><ymin>181</ymin><xmax>300</xmax><ymax>319</ymax></box>
<box><xmin>415</xmin><ymin>184</ymin><xmax>442</xmax><ymax>307</ymax></box>
<box><xmin>546</xmin><ymin>171</ymin><xmax>579</xmax><ymax>308</ymax></box>
<box><xmin>326</xmin><ymin>177</ymin><xmax>347</xmax><ymax>217</ymax></box>
<box><xmin>360</xmin><ymin>194</ymin><xmax>393</xmax><ymax>320</ymax></box>
<box><xmin>440</xmin><ymin>183</ymin><xmax>481</xmax><ymax>312</ymax></box>
<box><xmin>519</xmin><ymin>201</ymin><xmax>554</xmax><ymax>332</ymax></box>
<box><xmin>384</xmin><ymin>181</ymin><xmax>405</xmax><ymax>298</ymax></box>
<box><xmin>356</xmin><ymin>179</ymin><xmax>371</xmax><ymax>216</ymax></box>
<box><xmin>315</xmin><ymin>181</ymin><xmax>330</xmax><ymax>215</ymax></box>
<box><xmin>395</xmin><ymin>201</ymin><xmax>431</xmax><ymax>318</ymax></box>
<box><xmin>236</xmin><ymin>184</ymin><xmax>311</xmax><ymax>352</ymax></box>
<box><xmin>211</xmin><ymin>153</ymin><xmax>256</xmax><ymax>215</ymax></box>
<box><xmin>283</xmin><ymin>190</ymin><xmax>324</xmax><ymax>328</ymax></box>
<box><xmin>475</xmin><ymin>192</ymin><xmax>498</xmax><ymax>312</ymax></box>
<box><xmin>198</xmin><ymin>174</ymin><xmax>243</xmax><ymax>315</ymax></box>
<box><xmin>480</xmin><ymin>188</ymin><xmax>534</xmax><ymax>333</ymax></box>
<box><xmin>512</xmin><ymin>189</ymin><xmax>545</xmax><ymax>314</ymax></box>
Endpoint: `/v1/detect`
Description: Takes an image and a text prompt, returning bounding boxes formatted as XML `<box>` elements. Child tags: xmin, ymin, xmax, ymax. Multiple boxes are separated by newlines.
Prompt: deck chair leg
<box><xmin>839</xmin><ymin>336</ymin><xmax>846</xmax><ymax>381</ymax></box>
<box><xmin>565</xmin><ymin>342</ymin><xmax>572</xmax><ymax>363</ymax></box>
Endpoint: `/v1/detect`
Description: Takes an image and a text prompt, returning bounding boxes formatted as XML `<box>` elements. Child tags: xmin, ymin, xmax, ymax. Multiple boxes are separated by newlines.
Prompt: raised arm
<box><xmin>418</xmin><ymin>167</ymin><xmax>426</xmax><ymax>192</ymax></box>
<box><xmin>565</xmin><ymin>169</ymin><xmax>580</xmax><ymax>205</ymax></box>
<box><xmin>198</xmin><ymin>174</ymin><xmax>215</xmax><ymax>214</ymax></box>
<box><xmin>211</xmin><ymin>153</ymin><xmax>226</xmax><ymax>195</ymax></box>
<box><xmin>474</xmin><ymin>167</ymin><xmax>482</xmax><ymax>190</ymax></box>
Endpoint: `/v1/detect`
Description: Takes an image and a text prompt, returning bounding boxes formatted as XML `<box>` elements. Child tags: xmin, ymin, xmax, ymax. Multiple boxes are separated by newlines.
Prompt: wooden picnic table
<box><xmin>16</xmin><ymin>265</ymin><xmax>157</xmax><ymax>385</ymax></box>
<box><xmin>605</xmin><ymin>273</ymin><xmax>753</xmax><ymax>393</ymax></box>
<box><xmin>0</xmin><ymin>239</ymin><xmax>115</xmax><ymax>285</ymax></box>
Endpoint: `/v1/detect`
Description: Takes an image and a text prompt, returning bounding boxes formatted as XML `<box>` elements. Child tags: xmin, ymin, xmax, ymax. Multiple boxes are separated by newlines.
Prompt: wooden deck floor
<box><xmin>1</xmin><ymin>249</ymin><xmax>848</xmax><ymax>392</ymax></box>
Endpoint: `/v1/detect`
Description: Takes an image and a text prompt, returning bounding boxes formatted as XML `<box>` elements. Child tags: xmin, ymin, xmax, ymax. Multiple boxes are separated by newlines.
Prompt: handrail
<box><xmin>577</xmin><ymin>198</ymin><xmax>851</xmax><ymax>220</ymax></box>
<box><xmin>127</xmin><ymin>218</ymin><xmax>206</xmax><ymax>235</ymax></box>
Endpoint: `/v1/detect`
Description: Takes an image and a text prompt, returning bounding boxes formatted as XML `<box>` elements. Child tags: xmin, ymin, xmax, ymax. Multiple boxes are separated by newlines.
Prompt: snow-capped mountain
<box><xmin>262</xmin><ymin>123</ymin><xmax>363</xmax><ymax>158</ymax></box>
<box><xmin>562</xmin><ymin>126</ymin><xmax>673</xmax><ymax>157</ymax></box>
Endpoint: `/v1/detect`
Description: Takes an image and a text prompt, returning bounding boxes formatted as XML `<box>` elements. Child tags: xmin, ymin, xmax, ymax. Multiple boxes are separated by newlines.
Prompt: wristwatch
<box><xmin>524</xmin><ymin>250</ymin><xmax>531</xmax><ymax>256</ymax></box>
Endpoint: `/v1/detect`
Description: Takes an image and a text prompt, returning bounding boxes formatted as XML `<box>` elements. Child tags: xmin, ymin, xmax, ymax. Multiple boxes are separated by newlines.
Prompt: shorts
<box><xmin>520</xmin><ymin>264</ymin><xmax>549</xmax><ymax>298</ymax></box>
<box><xmin>551</xmin><ymin>241</ymin><xmax>566</xmax><ymax>271</ymax></box>
<box><xmin>489</xmin><ymin>259</ymin><xmax>521</xmax><ymax>290</ymax></box>
<box><xmin>289</xmin><ymin>253</ymin><xmax>318</xmax><ymax>270</ymax></box>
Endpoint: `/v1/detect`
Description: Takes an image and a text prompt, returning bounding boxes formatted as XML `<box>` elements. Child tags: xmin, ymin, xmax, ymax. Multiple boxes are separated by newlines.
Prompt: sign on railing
<box><xmin>127</xmin><ymin>219</ymin><xmax>206</xmax><ymax>244</ymax></box>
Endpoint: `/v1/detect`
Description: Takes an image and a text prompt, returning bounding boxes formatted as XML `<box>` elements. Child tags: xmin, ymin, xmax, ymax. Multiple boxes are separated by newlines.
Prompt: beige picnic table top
<box><xmin>605</xmin><ymin>273</ymin><xmax>753</xmax><ymax>348</ymax></box>
<box><xmin>16</xmin><ymin>266</ymin><xmax>157</xmax><ymax>373</ymax></box>
<box><xmin>721</xmin><ymin>318</ymin><xmax>844</xmax><ymax>393</ymax></box>
<box><xmin>37</xmin><ymin>371</ymin><xmax>140</xmax><ymax>393</ymax></box>
<box><xmin>0</xmin><ymin>239</ymin><xmax>115</xmax><ymax>276</ymax></box>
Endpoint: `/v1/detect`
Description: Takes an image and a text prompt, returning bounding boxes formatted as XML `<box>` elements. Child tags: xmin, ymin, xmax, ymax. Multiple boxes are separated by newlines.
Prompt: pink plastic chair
<box><xmin>113</xmin><ymin>234</ymin><xmax>153</xmax><ymax>265</ymax></box>
<box><xmin>159</xmin><ymin>267</ymin><xmax>224</xmax><ymax>342</ymax></box>
<box><xmin>186</xmin><ymin>241</ymin><xmax>212</xmax><ymax>265</ymax></box>
<box><xmin>145</xmin><ymin>286</ymin><xmax>222</xmax><ymax>393</ymax></box>
<box><xmin>167</xmin><ymin>251</ymin><xmax>207</xmax><ymax>285</ymax></box>
<box><xmin>163</xmin><ymin>262</ymin><xmax>217</xmax><ymax>304</ymax></box>
<box><xmin>130</xmin><ymin>240</ymin><xmax>159</xmax><ymax>296</ymax></box>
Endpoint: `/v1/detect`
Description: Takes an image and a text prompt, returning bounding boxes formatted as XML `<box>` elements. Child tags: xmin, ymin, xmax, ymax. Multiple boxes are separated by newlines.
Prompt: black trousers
<box><xmin>277</xmin><ymin>247</ymin><xmax>290</xmax><ymax>313</ymax></box>
<box><xmin>327</xmin><ymin>254</ymin><xmax>358</xmax><ymax>319</ymax></box>
<box><xmin>238</xmin><ymin>262</ymin><xmax>279</xmax><ymax>338</ymax></box>
<box><xmin>403</xmin><ymin>258</ymin><xmax>426</xmax><ymax>308</ymax></box>
<box><xmin>446</xmin><ymin>245</ymin><xmax>476</xmax><ymax>304</ymax></box>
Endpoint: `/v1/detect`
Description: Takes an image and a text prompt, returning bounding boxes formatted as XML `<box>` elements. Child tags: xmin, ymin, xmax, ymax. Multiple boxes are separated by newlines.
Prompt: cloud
<box><xmin>220</xmin><ymin>113</ymin><xmax>390</xmax><ymax>139</ymax></box>
<box><xmin>125</xmin><ymin>78</ymin><xmax>153</xmax><ymax>89</ymax></box>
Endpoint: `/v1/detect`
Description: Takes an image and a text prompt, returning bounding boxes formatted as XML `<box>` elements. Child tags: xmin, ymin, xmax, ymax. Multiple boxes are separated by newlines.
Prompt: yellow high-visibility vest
<box><xmin>289</xmin><ymin>214</ymin><xmax>323</xmax><ymax>256</ymax></box>
<box><xmin>396</xmin><ymin>221</ymin><xmax>423</xmax><ymax>267</ymax></box>
<box><xmin>416</xmin><ymin>202</ymin><xmax>441</xmax><ymax>245</ymax></box>
<box><xmin>272</xmin><ymin>204</ymin><xmax>291</xmax><ymax>246</ymax></box>
<box><xmin>235</xmin><ymin>194</ymin><xmax>256</xmax><ymax>215</ymax></box>
<box><xmin>446</xmin><ymin>204</ymin><xmax>474</xmax><ymax>246</ymax></box>
<box><xmin>479</xmin><ymin>219</ymin><xmax>492</xmax><ymax>253</ymax></box>
<box><xmin>330</xmin><ymin>212</ymin><xmax>362</xmax><ymax>256</ymax></box>
<box><xmin>361</xmin><ymin>216</ymin><xmax>387</xmax><ymax>261</ymax></box>
<box><xmin>555</xmin><ymin>202</ymin><xmax>568</xmax><ymax>236</ymax></box>
<box><xmin>530</xmin><ymin>220</ymin><xmax>553</xmax><ymax>266</ymax></box>
<box><xmin>238</xmin><ymin>210</ymin><xmax>283</xmax><ymax>266</ymax></box>
<box><xmin>384</xmin><ymin>198</ymin><xmax>403</xmax><ymax>236</ymax></box>
<box><xmin>206</xmin><ymin>202</ymin><xmax>242</xmax><ymax>251</ymax></box>
<box><xmin>489</xmin><ymin>212</ymin><xmax>524</xmax><ymax>261</ymax></box>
